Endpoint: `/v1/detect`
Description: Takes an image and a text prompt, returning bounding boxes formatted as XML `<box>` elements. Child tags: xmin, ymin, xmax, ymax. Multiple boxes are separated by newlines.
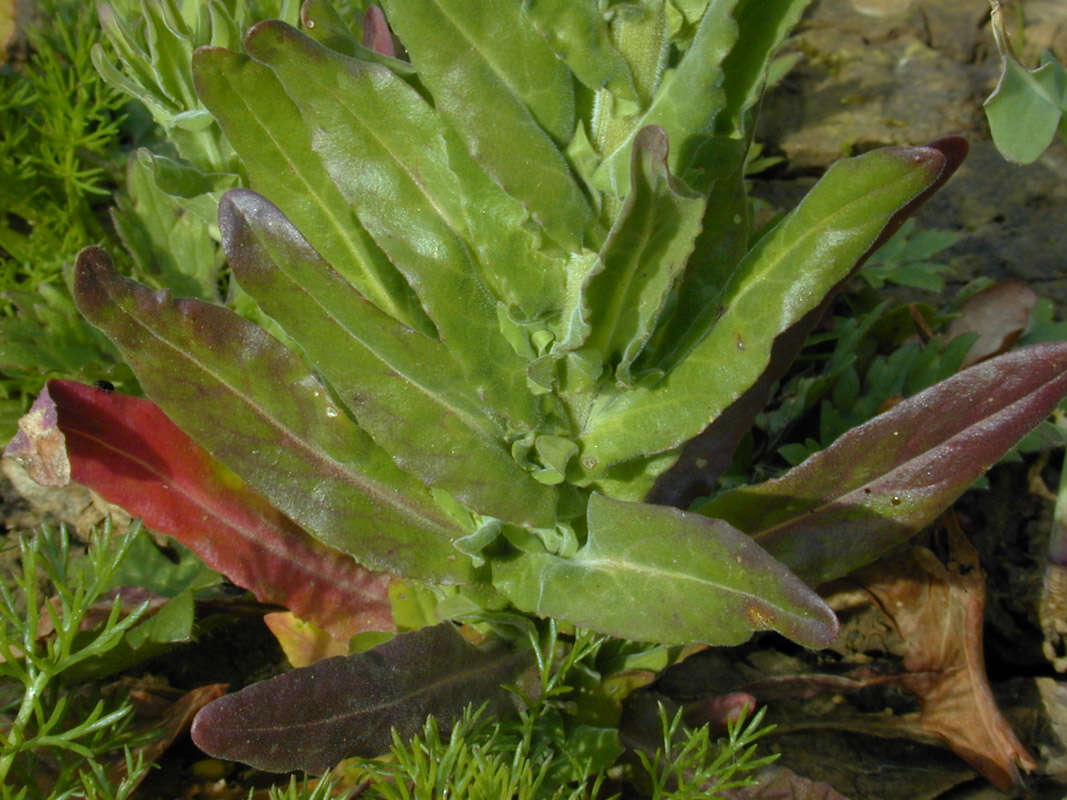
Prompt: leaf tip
<box><xmin>73</xmin><ymin>246</ymin><xmax>117</xmax><ymax>317</ymax></box>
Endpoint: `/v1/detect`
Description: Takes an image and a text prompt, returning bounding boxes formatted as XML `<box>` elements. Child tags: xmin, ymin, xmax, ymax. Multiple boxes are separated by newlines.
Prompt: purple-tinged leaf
<box><xmin>220</xmin><ymin>189</ymin><xmax>558</xmax><ymax>528</ymax></box>
<box><xmin>362</xmin><ymin>5</ymin><xmax>396</xmax><ymax>57</ymax></box>
<box><xmin>240</xmin><ymin>21</ymin><xmax>541</xmax><ymax>428</ymax></box>
<box><xmin>72</xmin><ymin>247</ymin><xmax>473</xmax><ymax>584</ymax></box>
<box><xmin>698</xmin><ymin>341</ymin><xmax>1067</xmax><ymax>586</ymax></box>
<box><xmin>191</xmin><ymin>622</ymin><xmax>531</xmax><ymax>773</ymax></box>
<box><xmin>191</xmin><ymin>46</ymin><xmax>430</xmax><ymax>333</ymax></box>
<box><xmin>4</xmin><ymin>380</ymin><xmax>394</xmax><ymax>639</ymax></box>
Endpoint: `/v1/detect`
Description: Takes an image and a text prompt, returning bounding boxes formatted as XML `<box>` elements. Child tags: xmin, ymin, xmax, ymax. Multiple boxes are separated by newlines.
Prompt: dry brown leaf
<box><xmin>108</xmin><ymin>681</ymin><xmax>228</xmax><ymax>791</ymax></box>
<box><xmin>858</xmin><ymin>519</ymin><xmax>1037</xmax><ymax>790</ymax></box>
<box><xmin>947</xmin><ymin>279</ymin><xmax>1037</xmax><ymax>367</ymax></box>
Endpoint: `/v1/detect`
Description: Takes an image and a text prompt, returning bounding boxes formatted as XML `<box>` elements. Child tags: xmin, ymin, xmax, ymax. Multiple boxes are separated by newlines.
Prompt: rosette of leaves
<box><xmin>9</xmin><ymin>0</ymin><xmax>1067</xmax><ymax>776</ymax></box>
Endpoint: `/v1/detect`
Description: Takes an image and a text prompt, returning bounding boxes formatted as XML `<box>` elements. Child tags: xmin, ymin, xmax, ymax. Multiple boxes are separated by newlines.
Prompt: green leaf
<box><xmin>522</xmin><ymin>0</ymin><xmax>639</xmax><ymax>102</ymax></box>
<box><xmin>492</xmin><ymin>493</ymin><xmax>838</xmax><ymax>648</ymax></box>
<box><xmin>984</xmin><ymin>5</ymin><xmax>1067</xmax><ymax>164</ymax></box>
<box><xmin>440</xmin><ymin>127</ymin><xmax>568</xmax><ymax>323</ymax></box>
<box><xmin>221</xmin><ymin>189</ymin><xmax>559</xmax><ymax>528</ymax></box>
<box><xmin>191</xmin><ymin>623</ymin><xmax>532</xmax><ymax>773</ymax></box>
<box><xmin>569</xmin><ymin>126</ymin><xmax>706</xmax><ymax>384</ymax></box>
<box><xmin>381</xmin><ymin>0</ymin><xmax>592</xmax><ymax>250</ymax></box>
<box><xmin>578</xmin><ymin>142</ymin><xmax>953</xmax><ymax>475</ymax></box>
<box><xmin>110</xmin><ymin>149</ymin><xmax>227</xmax><ymax>302</ymax></box>
<box><xmin>241</xmin><ymin>22</ymin><xmax>540</xmax><ymax>428</ymax></box>
<box><xmin>72</xmin><ymin>247</ymin><xmax>473</xmax><ymax>584</ymax></box>
<box><xmin>192</xmin><ymin>45</ymin><xmax>430</xmax><ymax>333</ymax></box>
<box><xmin>699</xmin><ymin>341</ymin><xmax>1067</xmax><ymax>586</ymax></box>
<box><xmin>592</xmin><ymin>0</ymin><xmax>741</xmax><ymax>197</ymax></box>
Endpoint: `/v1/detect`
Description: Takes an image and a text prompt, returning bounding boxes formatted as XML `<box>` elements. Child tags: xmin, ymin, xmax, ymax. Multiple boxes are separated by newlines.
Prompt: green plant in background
<box><xmin>984</xmin><ymin>0</ymin><xmax>1067</xmax><ymax>164</ymax></box>
<box><xmin>0</xmin><ymin>0</ymin><xmax>137</xmax><ymax>437</ymax></box>
<box><xmin>6</xmin><ymin>0</ymin><xmax>1067</xmax><ymax>790</ymax></box>
<box><xmin>0</xmin><ymin>521</ymin><xmax>150</xmax><ymax>799</ymax></box>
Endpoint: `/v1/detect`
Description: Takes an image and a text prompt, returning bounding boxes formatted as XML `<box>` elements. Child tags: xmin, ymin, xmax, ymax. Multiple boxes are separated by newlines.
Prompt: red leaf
<box><xmin>5</xmin><ymin>380</ymin><xmax>394</xmax><ymax>640</ymax></box>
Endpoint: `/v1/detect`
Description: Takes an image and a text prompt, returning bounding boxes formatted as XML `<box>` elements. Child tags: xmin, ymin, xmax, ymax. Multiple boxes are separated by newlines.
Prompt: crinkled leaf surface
<box><xmin>578</xmin><ymin>142</ymin><xmax>953</xmax><ymax>475</ymax></box>
<box><xmin>522</xmin><ymin>0</ymin><xmax>638</xmax><ymax>102</ymax></box>
<box><xmin>191</xmin><ymin>622</ymin><xmax>532</xmax><ymax>773</ymax></box>
<box><xmin>192</xmin><ymin>45</ymin><xmax>429</xmax><ymax>332</ymax></box>
<box><xmin>381</xmin><ymin>0</ymin><xmax>590</xmax><ymax>250</ymax></box>
<box><xmin>699</xmin><ymin>341</ymin><xmax>1067</xmax><ymax>586</ymax></box>
<box><xmin>220</xmin><ymin>188</ymin><xmax>558</xmax><ymax>528</ymax></box>
<box><xmin>72</xmin><ymin>247</ymin><xmax>473</xmax><ymax>584</ymax></box>
<box><xmin>571</xmin><ymin>126</ymin><xmax>707</xmax><ymax>383</ymax></box>
<box><xmin>242</xmin><ymin>21</ymin><xmax>538</xmax><ymax>428</ymax></box>
<box><xmin>592</xmin><ymin>0</ymin><xmax>740</xmax><ymax>196</ymax></box>
<box><xmin>4</xmin><ymin>379</ymin><xmax>394</xmax><ymax>639</ymax></box>
<box><xmin>492</xmin><ymin>493</ymin><xmax>838</xmax><ymax>648</ymax></box>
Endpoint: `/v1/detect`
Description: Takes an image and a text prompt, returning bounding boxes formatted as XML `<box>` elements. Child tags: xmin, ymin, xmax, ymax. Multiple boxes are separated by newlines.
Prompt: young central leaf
<box><xmin>570</xmin><ymin>125</ymin><xmax>706</xmax><ymax>385</ymax></box>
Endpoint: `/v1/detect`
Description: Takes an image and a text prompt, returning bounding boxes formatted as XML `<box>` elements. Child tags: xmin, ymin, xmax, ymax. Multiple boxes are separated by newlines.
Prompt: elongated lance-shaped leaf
<box><xmin>440</xmin><ymin>128</ymin><xmax>569</xmax><ymax>322</ymax></box>
<box><xmin>492</xmin><ymin>493</ymin><xmax>838</xmax><ymax>648</ymax></box>
<box><xmin>569</xmin><ymin>126</ymin><xmax>706</xmax><ymax>384</ymax></box>
<box><xmin>381</xmin><ymin>0</ymin><xmax>592</xmax><ymax>251</ymax></box>
<box><xmin>592</xmin><ymin>0</ymin><xmax>741</xmax><ymax>197</ymax></box>
<box><xmin>698</xmin><ymin>341</ymin><xmax>1067</xmax><ymax>587</ymax></box>
<box><xmin>639</xmin><ymin>0</ymin><xmax>811</xmax><ymax>364</ymax></box>
<box><xmin>73</xmin><ymin>247</ymin><xmax>473</xmax><ymax>584</ymax></box>
<box><xmin>221</xmin><ymin>189</ymin><xmax>558</xmax><ymax>528</ymax></box>
<box><xmin>646</xmin><ymin>137</ymin><xmax>969</xmax><ymax>507</ymax></box>
<box><xmin>242</xmin><ymin>21</ymin><xmax>540</xmax><ymax>429</ymax></box>
<box><xmin>578</xmin><ymin>142</ymin><xmax>953</xmax><ymax>476</ymax></box>
<box><xmin>192</xmin><ymin>46</ymin><xmax>431</xmax><ymax>334</ymax></box>
<box><xmin>521</xmin><ymin>0</ymin><xmax>639</xmax><ymax>103</ymax></box>
<box><xmin>4</xmin><ymin>380</ymin><xmax>394</xmax><ymax>639</ymax></box>
<box><xmin>191</xmin><ymin>622</ymin><xmax>532</xmax><ymax>773</ymax></box>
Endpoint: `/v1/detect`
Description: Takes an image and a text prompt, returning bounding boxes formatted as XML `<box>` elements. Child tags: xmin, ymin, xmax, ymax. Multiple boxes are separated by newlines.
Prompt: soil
<box><xmin>3</xmin><ymin>1</ymin><xmax>1067</xmax><ymax>798</ymax></box>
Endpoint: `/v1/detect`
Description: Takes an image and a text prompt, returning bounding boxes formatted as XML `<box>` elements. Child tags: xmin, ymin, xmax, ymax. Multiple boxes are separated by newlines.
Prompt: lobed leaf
<box><xmin>381</xmin><ymin>0</ymin><xmax>592</xmax><ymax>250</ymax></box>
<box><xmin>2</xmin><ymin>379</ymin><xmax>394</xmax><ymax>639</ymax></box>
<box><xmin>192</xmin><ymin>45</ymin><xmax>430</xmax><ymax>332</ymax></box>
<box><xmin>578</xmin><ymin>142</ymin><xmax>955</xmax><ymax>476</ymax></box>
<box><xmin>220</xmin><ymin>189</ymin><xmax>558</xmax><ymax>528</ymax></box>
<box><xmin>242</xmin><ymin>20</ymin><xmax>539</xmax><ymax>428</ymax></box>
<box><xmin>492</xmin><ymin>493</ymin><xmax>838</xmax><ymax>648</ymax></box>
<box><xmin>698</xmin><ymin>341</ymin><xmax>1067</xmax><ymax>586</ymax></box>
<box><xmin>72</xmin><ymin>247</ymin><xmax>473</xmax><ymax>584</ymax></box>
<box><xmin>190</xmin><ymin>622</ymin><xmax>531</xmax><ymax>773</ymax></box>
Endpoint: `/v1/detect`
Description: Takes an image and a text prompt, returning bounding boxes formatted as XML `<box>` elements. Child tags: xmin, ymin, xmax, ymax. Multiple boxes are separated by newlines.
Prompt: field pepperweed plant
<box><xmin>6</xmin><ymin>0</ymin><xmax>1067</xmax><ymax>782</ymax></box>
